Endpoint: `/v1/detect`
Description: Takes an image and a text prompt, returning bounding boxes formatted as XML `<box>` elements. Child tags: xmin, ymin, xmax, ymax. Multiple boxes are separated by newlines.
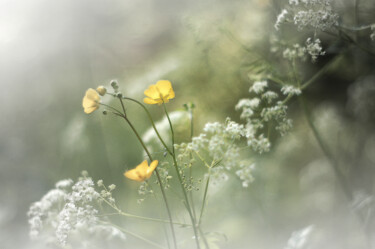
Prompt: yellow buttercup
<box><xmin>124</xmin><ymin>160</ymin><xmax>159</xmax><ymax>182</ymax></box>
<box><xmin>143</xmin><ymin>80</ymin><xmax>175</xmax><ymax>105</ymax></box>
<box><xmin>82</xmin><ymin>88</ymin><xmax>100</xmax><ymax>114</ymax></box>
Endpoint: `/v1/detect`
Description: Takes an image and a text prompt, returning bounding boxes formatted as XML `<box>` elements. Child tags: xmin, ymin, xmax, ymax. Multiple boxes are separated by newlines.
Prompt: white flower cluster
<box><xmin>280</xmin><ymin>37</ymin><xmax>325</xmax><ymax>62</ymax></box>
<box><xmin>275</xmin><ymin>9</ymin><xmax>290</xmax><ymax>30</ymax></box>
<box><xmin>236</xmin><ymin>81</ymin><xmax>293</xmax><ymax>147</ymax></box>
<box><xmin>176</xmin><ymin>118</ymin><xmax>255</xmax><ymax>188</ymax></box>
<box><xmin>282</xmin><ymin>43</ymin><xmax>307</xmax><ymax>61</ymax></box>
<box><xmin>281</xmin><ymin>85</ymin><xmax>302</xmax><ymax>96</ymax></box>
<box><xmin>276</xmin><ymin>0</ymin><xmax>339</xmax><ymax>32</ymax></box>
<box><xmin>293</xmin><ymin>0</ymin><xmax>338</xmax><ymax>31</ymax></box>
<box><xmin>27</xmin><ymin>173</ymin><xmax>125</xmax><ymax>248</ymax></box>
<box><xmin>305</xmin><ymin>38</ymin><xmax>325</xmax><ymax>62</ymax></box>
<box><xmin>236</xmin><ymin>162</ymin><xmax>255</xmax><ymax>187</ymax></box>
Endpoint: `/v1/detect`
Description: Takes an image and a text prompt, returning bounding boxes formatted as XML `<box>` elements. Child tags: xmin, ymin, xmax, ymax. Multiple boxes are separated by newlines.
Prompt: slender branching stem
<box><xmin>117</xmin><ymin>99</ymin><xmax>178</xmax><ymax>249</ymax></box>
<box><xmin>162</xmin><ymin>102</ymin><xmax>202</xmax><ymax>249</ymax></box>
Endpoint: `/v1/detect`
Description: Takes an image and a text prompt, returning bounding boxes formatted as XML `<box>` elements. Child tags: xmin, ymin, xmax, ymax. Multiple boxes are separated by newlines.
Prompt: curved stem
<box><xmin>122</xmin><ymin>97</ymin><xmax>173</xmax><ymax>155</ymax></box>
<box><xmin>117</xmin><ymin>106</ymin><xmax>178</xmax><ymax>249</ymax></box>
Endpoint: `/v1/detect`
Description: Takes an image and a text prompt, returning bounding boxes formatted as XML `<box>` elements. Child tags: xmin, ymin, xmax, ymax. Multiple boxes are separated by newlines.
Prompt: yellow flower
<box><xmin>96</xmin><ymin>86</ymin><xmax>107</xmax><ymax>96</ymax></box>
<box><xmin>143</xmin><ymin>80</ymin><xmax>175</xmax><ymax>105</ymax></box>
<box><xmin>124</xmin><ymin>160</ymin><xmax>159</xmax><ymax>182</ymax></box>
<box><xmin>82</xmin><ymin>88</ymin><xmax>100</xmax><ymax>114</ymax></box>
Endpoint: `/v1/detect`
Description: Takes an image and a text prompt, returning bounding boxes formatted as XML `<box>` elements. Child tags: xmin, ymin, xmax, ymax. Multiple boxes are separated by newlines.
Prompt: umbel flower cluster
<box><xmin>27</xmin><ymin>172</ymin><xmax>125</xmax><ymax>248</ymax></box>
<box><xmin>274</xmin><ymin>0</ymin><xmax>339</xmax><ymax>62</ymax></box>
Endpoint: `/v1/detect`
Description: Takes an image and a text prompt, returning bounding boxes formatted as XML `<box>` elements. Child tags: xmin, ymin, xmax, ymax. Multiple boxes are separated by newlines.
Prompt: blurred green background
<box><xmin>1</xmin><ymin>0</ymin><xmax>375</xmax><ymax>248</ymax></box>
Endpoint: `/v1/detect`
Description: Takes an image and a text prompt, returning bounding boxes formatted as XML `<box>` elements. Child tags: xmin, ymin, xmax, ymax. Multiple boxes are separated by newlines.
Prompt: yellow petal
<box><xmin>143</xmin><ymin>97</ymin><xmax>160</xmax><ymax>105</ymax></box>
<box><xmin>155</xmin><ymin>80</ymin><xmax>173</xmax><ymax>98</ymax></box>
<box><xmin>86</xmin><ymin>88</ymin><xmax>100</xmax><ymax>102</ymax></box>
<box><xmin>136</xmin><ymin>160</ymin><xmax>149</xmax><ymax>174</ymax></box>
<box><xmin>124</xmin><ymin>169</ymin><xmax>144</xmax><ymax>182</ymax></box>
<box><xmin>168</xmin><ymin>87</ymin><xmax>175</xmax><ymax>99</ymax></box>
<box><xmin>144</xmin><ymin>85</ymin><xmax>160</xmax><ymax>99</ymax></box>
<box><xmin>82</xmin><ymin>98</ymin><xmax>93</xmax><ymax>109</ymax></box>
<box><xmin>147</xmin><ymin>160</ymin><xmax>158</xmax><ymax>178</ymax></box>
<box><xmin>84</xmin><ymin>106</ymin><xmax>99</xmax><ymax>114</ymax></box>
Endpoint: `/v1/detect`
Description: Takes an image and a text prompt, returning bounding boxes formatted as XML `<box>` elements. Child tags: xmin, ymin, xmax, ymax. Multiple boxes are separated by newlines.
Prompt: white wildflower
<box><xmin>250</xmin><ymin>81</ymin><xmax>268</xmax><ymax>94</ymax></box>
<box><xmin>293</xmin><ymin>5</ymin><xmax>338</xmax><ymax>31</ymax></box>
<box><xmin>236</xmin><ymin>162</ymin><xmax>255</xmax><ymax>187</ymax></box>
<box><xmin>262</xmin><ymin>91</ymin><xmax>279</xmax><ymax>103</ymax></box>
<box><xmin>283</xmin><ymin>44</ymin><xmax>306</xmax><ymax>61</ymax></box>
<box><xmin>306</xmin><ymin>38</ymin><xmax>325</xmax><ymax>62</ymax></box>
<box><xmin>27</xmin><ymin>174</ymin><xmax>125</xmax><ymax>247</ymax></box>
<box><xmin>55</xmin><ymin>179</ymin><xmax>74</xmax><ymax>190</ymax></box>
<box><xmin>281</xmin><ymin>85</ymin><xmax>302</xmax><ymax>96</ymax></box>
<box><xmin>279</xmin><ymin>0</ymin><xmax>338</xmax><ymax>32</ymax></box>
<box><xmin>275</xmin><ymin>9</ymin><xmax>289</xmax><ymax>30</ymax></box>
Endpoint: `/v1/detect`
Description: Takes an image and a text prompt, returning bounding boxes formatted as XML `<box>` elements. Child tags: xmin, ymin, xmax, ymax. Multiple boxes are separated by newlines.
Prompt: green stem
<box><xmin>117</xmin><ymin>99</ymin><xmax>178</xmax><ymax>249</ymax></box>
<box><xmin>163</xmin><ymin>103</ymin><xmax>175</xmax><ymax>155</ymax></box>
<box><xmin>188</xmin><ymin>106</ymin><xmax>197</xmax><ymax>221</ymax></box>
<box><xmin>300</xmin><ymin>54</ymin><xmax>343</xmax><ymax>90</ymax></box>
<box><xmin>122</xmin><ymin>97</ymin><xmax>173</xmax><ymax>155</ymax></box>
<box><xmin>162</xmin><ymin>103</ymin><xmax>201</xmax><ymax>249</ymax></box>
<box><xmin>198</xmin><ymin>173</ymin><xmax>210</xmax><ymax>226</ymax></box>
<box><xmin>198</xmin><ymin>227</ymin><xmax>210</xmax><ymax>249</ymax></box>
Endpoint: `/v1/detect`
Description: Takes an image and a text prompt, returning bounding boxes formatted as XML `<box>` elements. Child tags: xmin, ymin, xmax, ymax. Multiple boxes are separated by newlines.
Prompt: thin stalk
<box><xmin>99</xmin><ymin>221</ymin><xmax>167</xmax><ymax>249</ymax></box>
<box><xmin>198</xmin><ymin>173</ymin><xmax>210</xmax><ymax>226</ymax></box>
<box><xmin>100</xmin><ymin>103</ymin><xmax>123</xmax><ymax>115</ymax></box>
<box><xmin>163</xmin><ymin>103</ymin><xmax>175</xmax><ymax>155</ymax></box>
<box><xmin>122</xmin><ymin>97</ymin><xmax>173</xmax><ymax>154</ymax></box>
<box><xmin>198</xmin><ymin>227</ymin><xmax>210</xmax><ymax>249</ymax></box>
<box><xmin>188</xmin><ymin>107</ymin><xmax>197</xmax><ymax>221</ymax></box>
<box><xmin>301</xmin><ymin>54</ymin><xmax>343</xmax><ymax>90</ymax></box>
<box><xmin>163</xmin><ymin>103</ymin><xmax>201</xmax><ymax>249</ymax></box>
<box><xmin>118</xmin><ymin>100</ymin><xmax>178</xmax><ymax>249</ymax></box>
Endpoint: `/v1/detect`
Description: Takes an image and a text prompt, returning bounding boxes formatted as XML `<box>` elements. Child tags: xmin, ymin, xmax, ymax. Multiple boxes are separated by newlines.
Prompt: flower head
<box><xmin>124</xmin><ymin>160</ymin><xmax>158</xmax><ymax>182</ymax></box>
<box><xmin>82</xmin><ymin>88</ymin><xmax>100</xmax><ymax>114</ymax></box>
<box><xmin>143</xmin><ymin>80</ymin><xmax>175</xmax><ymax>105</ymax></box>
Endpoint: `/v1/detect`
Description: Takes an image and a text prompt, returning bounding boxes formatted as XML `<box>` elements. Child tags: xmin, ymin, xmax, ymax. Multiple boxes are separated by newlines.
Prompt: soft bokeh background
<box><xmin>1</xmin><ymin>0</ymin><xmax>375</xmax><ymax>248</ymax></box>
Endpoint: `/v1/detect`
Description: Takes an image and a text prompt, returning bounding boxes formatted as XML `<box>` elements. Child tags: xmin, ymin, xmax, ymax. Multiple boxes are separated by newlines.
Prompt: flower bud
<box><xmin>96</xmin><ymin>86</ymin><xmax>107</xmax><ymax>96</ymax></box>
<box><xmin>110</xmin><ymin>80</ymin><xmax>119</xmax><ymax>90</ymax></box>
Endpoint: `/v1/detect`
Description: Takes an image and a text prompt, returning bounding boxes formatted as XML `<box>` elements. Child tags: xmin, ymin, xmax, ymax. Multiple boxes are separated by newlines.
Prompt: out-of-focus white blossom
<box><xmin>249</xmin><ymin>81</ymin><xmax>268</xmax><ymax>94</ymax></box>
<box><xmin>275</xmin><ymin>9</ymin><xmax>289</xmax><ymax>30</ymax></box>
<box><xmin>276</xmin><ymin>0</ymin><xmax>338</xmax><ymax>32</ymax></box>
<box><xmin>284</xmin><ymin>225</ymin><xmax>314</xmax><ymax>249</ymax></box>
<box><xmin>281</xmin><ymin>85</ymin><xmax>302</xmax><ymax>96</ymax></box>
<box><xmin>27</xmin><ymin>174</ymin><xmax>126</xmax><ymax>248</ymax></box>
